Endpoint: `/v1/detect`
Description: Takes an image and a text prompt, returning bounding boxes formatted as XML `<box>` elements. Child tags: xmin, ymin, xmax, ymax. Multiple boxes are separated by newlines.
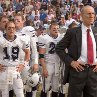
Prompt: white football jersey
<box><xmin>0</xmin><ymin>30</ymin><xmax>4</xmax><ymax>36</ymax></box>
<box><xmin>0</xmin><ymin>34</ymin><xmax>30</xmax><ymax>66</ymax></box>
<box><xmin>38</xmin><ymin>33</ymin><xmax>64</xmax><ymax>64</ymax></box>
<box><xmin>16</xmin><ymin>26</ymin><xmax>38</xmax><ymax>65</ymax></box>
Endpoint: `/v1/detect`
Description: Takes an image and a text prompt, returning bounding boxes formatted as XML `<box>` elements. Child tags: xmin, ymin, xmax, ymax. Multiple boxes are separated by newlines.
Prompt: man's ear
<box><xmin>94</xmin><ymin>14</ymin><xmax>97</xmax><ymax>21</ymax></box>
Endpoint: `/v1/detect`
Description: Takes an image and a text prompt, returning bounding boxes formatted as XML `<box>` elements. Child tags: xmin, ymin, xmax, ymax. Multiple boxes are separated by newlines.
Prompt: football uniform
<box><xmin>16</xmin><ymin>26</ymin><xmax>38</xmax><ymax>83</ymax></box>
<box><xmin>0</xmin><ymin>34</ymin><xmax>30</xmax><ymax>97</ymax></box>
<box><xmin>0</xmin><ymin>31</ymin><xmax>3</xmax><ymax>36</ymax></box>
<box><xmin>16</xmin><ymin>26</ymin><xmax>39</xmax><ymax>97</ymax></box>
<box><xmin>17</xmin><ymin>26</ymin><xmax>38</xmax><ymax>66</ymax></box>
<box><xmin>38</xmin><ymin>33</ymin><xmax>64</xmax><ymax>92</ymax></box>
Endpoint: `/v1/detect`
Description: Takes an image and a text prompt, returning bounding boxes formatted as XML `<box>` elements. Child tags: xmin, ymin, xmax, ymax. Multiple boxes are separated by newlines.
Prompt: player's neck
<box><xmin>50</xmin><ymin>33</ymin><xmax>58</xmax><ymax>39</ymax></box>
<box><xmin>16</xmin><ymin>27</ymin><xmax>23</xmax><ymax>32</ymax></box>
<box><xmin>6</xmin><ymin>35</ymin><xmax>15</xmax><ymax>41</ymax></box>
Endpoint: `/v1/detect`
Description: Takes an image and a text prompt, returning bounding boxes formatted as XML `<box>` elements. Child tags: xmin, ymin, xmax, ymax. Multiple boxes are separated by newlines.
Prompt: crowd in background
<box><xmin>0</xmin><ymin>0</ymin><xmax>97</xmax><ymax>32</ymax></box>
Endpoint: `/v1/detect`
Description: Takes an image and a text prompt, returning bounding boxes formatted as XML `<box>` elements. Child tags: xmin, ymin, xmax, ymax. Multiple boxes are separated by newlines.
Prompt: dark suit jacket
<box><xmin>55</xmin><ymin>26</ymin><xmax>97</xmax><ymax>84</ymax></box>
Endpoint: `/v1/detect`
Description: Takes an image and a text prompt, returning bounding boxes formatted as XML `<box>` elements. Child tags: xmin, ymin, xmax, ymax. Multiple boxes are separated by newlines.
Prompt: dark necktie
<box><xmin>87</xmin><ymin>29</ymin><xmax>94</xmax><ymax>64</ymax></box>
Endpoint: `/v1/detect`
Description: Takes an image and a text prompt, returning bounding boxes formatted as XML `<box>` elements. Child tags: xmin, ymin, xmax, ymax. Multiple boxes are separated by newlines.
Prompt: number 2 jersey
<box><xmin>38</xmin><ymin>33</ymin><xmax>64</xmax><ymax>64</ymax></box>
<box><xmin>0</xmin><ymin>34</ymin><xmax>30</xmax><ymax>66</ymax></box>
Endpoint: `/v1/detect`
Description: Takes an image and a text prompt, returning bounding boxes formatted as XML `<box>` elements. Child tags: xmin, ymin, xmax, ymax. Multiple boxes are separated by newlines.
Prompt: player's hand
<box><xmin>42</xmin><ymin>68</ymin><xmax>48</xmax><ymax>78</ymax></box>
<box><xmin>71</xmin><ymin>61</ymin><xmax>84</xmax><ymax>72</ymax></box>
<box><xmin>16</xmin><ymin>64</ymin><xmax>24</xmax><ymax>72</ymax></box>
<box><xmin>93</xmin><ymin>65</ymin><xmax>97</xmax><ymax>72</ymax></box>
<box><xmin>0</xmin><ymin>64</ymin><xmax>6</xmax><ymax>72</ymax></box>
<box><xmin>32</xmin><ymin>64</ymin><xmax>38</xmax><ymax>72</ymax></box>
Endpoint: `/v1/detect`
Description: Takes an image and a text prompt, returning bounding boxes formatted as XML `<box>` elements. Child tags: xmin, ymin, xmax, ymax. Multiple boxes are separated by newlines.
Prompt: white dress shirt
<box><xmin>77</xmin><ymin>23</ymin><xmax>97</xmax><ymax>65</ymax></box>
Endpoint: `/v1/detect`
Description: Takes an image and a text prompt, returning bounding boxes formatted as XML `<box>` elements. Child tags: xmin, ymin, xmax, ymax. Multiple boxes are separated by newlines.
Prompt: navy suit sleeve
<box><xmin>55</xmin><ymin>29</ymin><xmax>73</xmax><ymax>66</ymax></box>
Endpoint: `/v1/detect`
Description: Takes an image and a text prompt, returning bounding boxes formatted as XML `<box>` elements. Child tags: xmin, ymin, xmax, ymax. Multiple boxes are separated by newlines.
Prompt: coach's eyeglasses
<box><xmin>7</xmin><ymin>27</ymin><xmax>16</xmax><ymax>30</ymax></box>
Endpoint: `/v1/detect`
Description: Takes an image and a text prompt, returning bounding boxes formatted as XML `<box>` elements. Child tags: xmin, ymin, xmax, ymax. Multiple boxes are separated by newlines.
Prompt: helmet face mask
<box><xmin>27</xmin><ymin>72</ymin><xmax>40</xmax><ymax>87</ymax></box>
<box><xmin>29</xmin><ymin>80</ymin><xmax>34</xmax><ymax>86</ymax></box>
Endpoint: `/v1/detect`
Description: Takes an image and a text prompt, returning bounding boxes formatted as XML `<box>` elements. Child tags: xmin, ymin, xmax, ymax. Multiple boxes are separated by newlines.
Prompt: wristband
<box><xmin>39</xmin><ymin>54</ymin><xmax>44</xmax><ymax>59</ymax></box>
<box><xmin>23</xmin><ymin>61</ymin><xmax>29</xmax><ymax>67</ymax></box>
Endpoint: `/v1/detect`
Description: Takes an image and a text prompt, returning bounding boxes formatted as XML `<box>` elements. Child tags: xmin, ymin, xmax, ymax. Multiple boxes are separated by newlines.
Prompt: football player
<box><xmin>0</xmin><ymin>21</ymin><xmax>30</xmax><ymax>97</ymax></box>
<box><xmin>0</xmin><ymin>15</ymin><xmax>9</xmax><ymax>97</ymax></box>
<box><xmin>38</xmin><ymin>21</ymin><xmax>64</xmax><ymax>97</ymax></box>
<box><xmin>14</xmin><ymin>13</ymin><xmax>39</xmax><ymax>97</ymax></box>
<box><xmin>0</xmin><ymin>15</ymin><xmax>9</xmax><ymax>35</ymax></box>
<box><xmin>14</xmin><ymin>13</ymin><xmax>38</xmax><ymax>75</ymax></box>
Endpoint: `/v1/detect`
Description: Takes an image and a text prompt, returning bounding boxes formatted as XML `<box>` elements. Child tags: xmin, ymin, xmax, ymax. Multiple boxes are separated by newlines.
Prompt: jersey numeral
<box><xmin>3</xmin><ymin>46</ymin><xmax>19</xmax><ymax>61</ymax></box>
<box><xmin>48</xmin><ymin>42</ymin><xmax>56</xmax><ymax>54</ymax></box>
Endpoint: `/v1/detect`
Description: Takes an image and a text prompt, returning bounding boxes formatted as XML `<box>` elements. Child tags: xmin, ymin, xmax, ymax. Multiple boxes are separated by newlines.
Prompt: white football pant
<box><xmin>0</xmin><ymin>72</ymin><xmax>24</xmax><ymax>97</ymax></box>
<box><xmin>42</xmin><ymin>63</ymin><xmax>59</xmax><ymax>92</ymax></box>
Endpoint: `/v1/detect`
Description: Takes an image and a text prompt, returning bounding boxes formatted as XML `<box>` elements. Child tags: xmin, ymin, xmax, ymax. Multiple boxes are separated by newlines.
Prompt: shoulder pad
<box><xmin>31</xmin><ymin>32</ymin><xmax>36</xmax><ymax>37</ymax></box>
<box><xmin>32</xmin><ymin>34</ymin><xmax>36</xmax><ymax>37</ymax></box>
<box><xmin>21</xmin><ymin>34</ymin><xmax>26</xmax><ymax>36</ymax></box>
<box><xmin>41</xmin><ymin>33</ymin><xmax>47</xmax><ymax>36</ymax></box>
<box><xmin>30</xmin><ymin>30</ymin><xmax>35</xmax><ymax>32</ymax></box>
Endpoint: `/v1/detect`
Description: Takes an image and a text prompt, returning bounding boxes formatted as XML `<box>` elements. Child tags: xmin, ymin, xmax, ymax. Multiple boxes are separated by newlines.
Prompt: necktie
<box><xmin>87</xmin><ymin>29</ymin><xmax>94</xmax><ymax>64</ymax></box>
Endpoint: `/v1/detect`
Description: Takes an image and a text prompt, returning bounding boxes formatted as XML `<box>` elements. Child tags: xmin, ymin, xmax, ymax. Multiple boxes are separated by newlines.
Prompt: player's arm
<box><xmin>17</xmin><ymin>48</ymin><xmax>30</xmax><ymax>72</ymax></box>
<box><xmin>30</xmin><ymin>36</ymin><xmax>38</xmax><ymax>72</ymax></box>
<box><xmin>39</xmin><ymin>47</ymin><xmax>48</xmax><ymax>77</ymax></box>
<box><xmin>38</xmin><ymin>35</ymin><xmax>48</xmax><ymax>77</ymax></box>
<box><xmin>23</xmin><ymin>48</ymin><xmax>30</xmax><ymax>63</ymax></box>
<box><xmin>17</xmin><ymin>36</ymin><xmax>30</xmax><ymax>72</ymax></box>
<box><xmin>22</xmin><ymin>35</ymin><xmax>30</xmax><ymax>64</ymax></box>
<box><xmin>39</xmin><ymin>47</ymin><xmax>46</xmax><ymax>69</ymax></box>
<box><xmin>0</xmin><ymin>64</ymin><xmax>6</xmax><ymax>72</ymax></box>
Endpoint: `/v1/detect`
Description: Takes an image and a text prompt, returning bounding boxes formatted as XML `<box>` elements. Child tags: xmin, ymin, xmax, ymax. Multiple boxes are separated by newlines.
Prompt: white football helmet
<box><xmin>22</xmin><ymin>26</ymin><xmax>36</xmax><ymax>36</ymax></box>
<box><xmin>27</xmin><ymin>72</ymin><xmax>40</xmax><ymax>87</ymax></box>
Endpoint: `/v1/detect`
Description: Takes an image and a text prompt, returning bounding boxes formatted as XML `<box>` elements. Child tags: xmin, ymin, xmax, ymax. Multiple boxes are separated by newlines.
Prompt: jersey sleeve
<box><xmin>21</xmin><ymin>35</ymin><xmax>30</xmax><ymax>50</ymax></box>
<box><xmin>38</xmin><ymin>34</ymin><xmax>46</xmax><ymax>48</ymax></box>
<box><xmin>30</xmin><ymin>35</ymin><xmax>38</xmax><ymax>65</ymax></box>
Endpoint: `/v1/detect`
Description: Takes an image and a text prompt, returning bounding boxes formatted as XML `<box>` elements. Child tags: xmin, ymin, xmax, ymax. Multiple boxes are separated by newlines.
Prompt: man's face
<box><xmin>6</xmin><ymin>22</ymin><xmax>16</xmax><ymax>37</ymax></box>
<box><xmin>0</xmin><ymin>17</ymin><xmax>9</xmax><ymax>31</ymax></box>
<box><xmin>14</xmin><ymin>16</ymin><xmax>24</xmax><ymax>30</ymax></box>
<box><xmin>50</xmin><ymin>25</ymin><xmax>59</xmax><ymax>37</ymax></box>
<box><xmin>37</xmin><ymin>28</ymin><xmax>44</xmax><ymax>36</ymax></box>
<box><xmin>81</xmin><ymin>7</ymin><xmax>95</xmax><ymax>26</ymax></box>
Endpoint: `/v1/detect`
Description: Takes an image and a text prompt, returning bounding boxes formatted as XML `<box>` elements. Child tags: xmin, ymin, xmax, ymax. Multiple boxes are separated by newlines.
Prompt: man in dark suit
<box><xmin>55</xmin><ymin>5</ymin><xmax>97</xmax><ymax>97</ymax></box>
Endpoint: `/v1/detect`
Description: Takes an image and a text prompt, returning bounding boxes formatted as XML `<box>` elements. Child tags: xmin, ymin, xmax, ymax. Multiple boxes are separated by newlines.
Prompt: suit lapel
<box><xmin>75</xmin><ymin>26</ymin><xmax>97</xmax><ymax>58</ymax></box>
<box><xmin>75</xmin><ymin>26</ymin><xmax>82</xmax><ymax>57</ymax></box>
<box><xmin>92</xmin><ymin>27</ymin><xmax>97</xmax><ymax>51</ymax></box>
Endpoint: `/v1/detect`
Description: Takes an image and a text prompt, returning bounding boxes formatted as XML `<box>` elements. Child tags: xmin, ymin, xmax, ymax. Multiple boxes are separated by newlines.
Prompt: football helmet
<box><xmin>22</xmin><ymin>26</ymin><xmax>37</xmax><ymax>36</ymax></box>
<box><xmin>27</xmin><ymin>72</ymin><xmax>40</xmax><ymax>87</ymax></box>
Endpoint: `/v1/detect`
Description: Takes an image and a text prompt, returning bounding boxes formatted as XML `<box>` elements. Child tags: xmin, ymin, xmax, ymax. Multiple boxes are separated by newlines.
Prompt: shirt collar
<box><xmin>82</xmin><ymin>23</ymin><xmax>92</xmax><ymax>34</ymax></box>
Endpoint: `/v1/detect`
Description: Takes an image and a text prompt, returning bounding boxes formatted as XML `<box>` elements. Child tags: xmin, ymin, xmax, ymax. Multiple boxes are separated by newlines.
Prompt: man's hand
<box><xmin>71</xmin><ymin>61</ymin><xmax>84</xmax><ymax>72</ymax></box>
<box><xmin>0</xmin><ymin>64</ymin><xmax>6</xmax><ymax>72</ymax></box>
<box><xmin>42</xmin><ymin>68</ymin><xmax>48</xmax><ymax>78</ymax></box>
<box><xmin>16</xmin><ymin>64</ymin><xmax>24</xmax><ymax>72</ymax></box>
<box><xmin>31</xmin><ymin>64</ymin><xmax>38</xmax><ymax>72</ymax></box>
<box><xmin>93</xmin><ymin>65</ymin><xmax>97</xmax><ymax>72</ymax></box>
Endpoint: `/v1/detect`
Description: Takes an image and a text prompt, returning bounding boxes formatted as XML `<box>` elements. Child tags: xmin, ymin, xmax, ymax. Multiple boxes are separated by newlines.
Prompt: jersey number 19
<box><xmin>3</xmin><ymin>46</ymin><xmax>19</xmax><ymax>61</ymax></box>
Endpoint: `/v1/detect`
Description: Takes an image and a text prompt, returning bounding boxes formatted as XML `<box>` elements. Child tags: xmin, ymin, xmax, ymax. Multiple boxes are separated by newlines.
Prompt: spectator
<box><xmin>40</xmin><ymin>9</ymin><xmax>47</xmax><ymax>21</ymax></box>
<box><xmin>65</xmin><ymin>11</ymin><xmax>77</xmax><ymax>28</ymax></box>
<box><xmin>0</xmin><ymin>4</ymin><xmax>3</xmax><ymax>15</ymax></box>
